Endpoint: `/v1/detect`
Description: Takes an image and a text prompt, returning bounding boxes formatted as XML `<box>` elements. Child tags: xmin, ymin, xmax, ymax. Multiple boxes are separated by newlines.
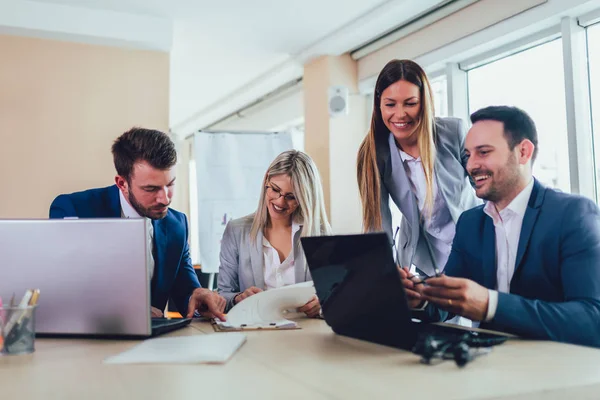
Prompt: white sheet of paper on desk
<box><xmin>217</xmin><ymin>281</ymin><xmax>316</xmax><ymax>329</ymax></box>
<box><xmin>103</xmin><ymin>333</ymin><xmax>246</xmax><ymax>364</ymax></box>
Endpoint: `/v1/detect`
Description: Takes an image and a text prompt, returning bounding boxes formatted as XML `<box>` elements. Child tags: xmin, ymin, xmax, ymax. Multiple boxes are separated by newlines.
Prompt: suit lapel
<box><xmin>152</xmin><ymin>218</ymin><xmax>168</xmax><ymax>292</ymax></box>
<box><xmin>482</xmin><ymin>216</ymin><xmax>497</xmax><ymax>289</ymax></box>
<box><xmin>514</xmin><ymin>180</ymin><xmax>544</xmax><ymax>279</ymax></box>
<box><xmin>293</xmin><ymin>228</ymin><xmax>307</xmax><ymax>283</ymax></box>
<box><xmin>250</xmin><ymin>230</ymin><xmax>266</xmax><ymax>289</ymax></box>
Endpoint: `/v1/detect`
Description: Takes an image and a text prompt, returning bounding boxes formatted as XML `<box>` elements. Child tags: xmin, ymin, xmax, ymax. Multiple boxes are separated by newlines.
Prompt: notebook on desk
<box><xmin>211</xmin><ymin>282</ymin><xmax>315</xmax><ymax>332</ymax></box>
<box><xmin>301</xmin><ymin>233</ymin><xmax>512</xmax><ymax>351</ymax></box>
<box><xmin>0</xmin><ymin>219</ymin><xmax>190</xmax><ymax>338</ymax></box>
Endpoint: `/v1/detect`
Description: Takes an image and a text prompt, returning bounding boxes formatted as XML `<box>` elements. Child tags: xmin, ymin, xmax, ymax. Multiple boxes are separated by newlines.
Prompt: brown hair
<box><xmin>357</xmin><ymin>59</ymin><xmax>437</xmax><ymax>231</ymax></box>
<box><xmin>111</xmin><ymin>127</ymin><xmax>177</xmax><ymax>181</ymax></box>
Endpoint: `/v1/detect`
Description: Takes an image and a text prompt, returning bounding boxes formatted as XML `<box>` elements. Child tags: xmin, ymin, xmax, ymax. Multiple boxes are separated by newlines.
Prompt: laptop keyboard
<box><xmin>151</xmin><ymin>318</ymin><xmax>191</xmax><ymax>336</ymax></box>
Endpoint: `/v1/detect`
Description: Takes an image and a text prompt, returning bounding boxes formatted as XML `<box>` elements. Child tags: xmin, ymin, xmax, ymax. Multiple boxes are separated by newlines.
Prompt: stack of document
<box><xmin>104</xmin><ymin>333</ymin><xmax>246</xmax><ymax>364</ymax></box>
<box><xmin>215</xmin><ymin>281</ymin><xmax>316</xmax><ymax>330</ymax></box>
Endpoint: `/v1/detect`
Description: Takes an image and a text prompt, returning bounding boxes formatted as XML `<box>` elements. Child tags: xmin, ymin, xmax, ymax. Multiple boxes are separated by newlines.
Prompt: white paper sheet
<box><xmin>104</xmin><ymin>333</ymin><xmax>246</xmax><ymax>364</ymax></box>
<box><xmin>216</xmin><ymin>281</ymin><xmax>316</xmax><ymax>329</ymax></box>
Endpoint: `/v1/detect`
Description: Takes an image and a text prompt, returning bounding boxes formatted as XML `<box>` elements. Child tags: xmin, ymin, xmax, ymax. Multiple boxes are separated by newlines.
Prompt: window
<box><xmin>430</xmin><ymin>75</ymin><xmax>448</xmax><ymax>117</ymax></box>
<box><xmin>467</xmin><ymin>39</ymin><xmax>570</xmax><ymax>191</ymax></box>
<box><xmin>288</xmin><ymin>124</ymin><xmax>305</xmax><ymax>151</ymax></box>
<box><xmin>188</xmin><ymin>159</ymin><xmax>200</xmax><ymax>264</ymax></box>
<box><xmin>586</xmin><ymin>22</ymin><xmax>600</xmax><ymax>200</ymax></box>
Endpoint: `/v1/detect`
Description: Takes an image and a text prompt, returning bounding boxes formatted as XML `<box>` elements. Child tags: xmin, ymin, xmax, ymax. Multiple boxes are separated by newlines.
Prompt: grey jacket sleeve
<box><xmin>380</xmin><ymin>182</ymin><xmax>394</xmax><ymax>242</ymax></box>
<box><xmin>455</xmin><ymin>117</ymin><xmax>469</xmax><ymax>170</ymax></box>
<box><xmin>217</xmin><ymin>221</ymin><xmax>241</xmax><ymax>311</ymax></box>
<box><xmin>455</xmin><ymin>118</ymin><xmax>476</xmax><ymax>189</ymax></box>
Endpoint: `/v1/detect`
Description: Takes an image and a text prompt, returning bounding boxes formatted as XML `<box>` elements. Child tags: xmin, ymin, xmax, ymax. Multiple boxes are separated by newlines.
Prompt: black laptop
<box><xmin>301</xmin><ymin>233</ymin><xmax>510</xmax><ymax>351</ymax></box>
<box><xmin>151</xmin><ymin>318</ymin><xmax>192</xmax><ymax>336</ymax></box>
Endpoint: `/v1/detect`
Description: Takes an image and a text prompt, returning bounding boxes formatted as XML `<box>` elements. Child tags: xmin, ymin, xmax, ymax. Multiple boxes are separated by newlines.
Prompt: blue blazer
<box><xmin>49</xmin><ymin>185</ymin><xmax>201</xmax><ymax>314</ymax></box>
<box><xmin>433</xmin><ymin>179</ymin><xmax>600</xmax><ymax>347</ymax></box>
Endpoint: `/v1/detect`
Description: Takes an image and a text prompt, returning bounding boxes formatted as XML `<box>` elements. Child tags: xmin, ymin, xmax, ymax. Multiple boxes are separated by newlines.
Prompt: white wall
<box><xmin>209</xmin><ymin>84</ymin><xmax>304</xmax><ymax>132</ymax></box>
<box><xmin>329</xmin><ymin>94</ymin><xmax>369</xmax><ymax>234</ymax></box>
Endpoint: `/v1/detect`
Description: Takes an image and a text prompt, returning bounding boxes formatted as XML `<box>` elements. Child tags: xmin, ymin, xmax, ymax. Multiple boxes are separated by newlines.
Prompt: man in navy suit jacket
<box><xmin>401</xmin><ymin>106</ymin><xmax>600</xmax><ymax>347</ymax></box>
<box><xmin>50</xmin><ymin>127</ymin><xmax>226</xmax><ymax>320</ymax></box>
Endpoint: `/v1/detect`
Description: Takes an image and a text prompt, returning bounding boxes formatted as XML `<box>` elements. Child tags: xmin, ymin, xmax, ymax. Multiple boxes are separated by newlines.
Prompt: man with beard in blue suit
<box><xmin>50</xmin><ymin>127</ymin><xmax>226</xmax><ymax>320</ymax></box>
<box><xmin>400</xmin><ymin>106</ymin><xmax>600</xmax><ymax>347</ymax></box>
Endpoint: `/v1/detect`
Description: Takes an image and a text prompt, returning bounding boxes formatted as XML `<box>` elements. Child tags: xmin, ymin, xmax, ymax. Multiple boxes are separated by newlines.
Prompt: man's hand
<box><xmin>150</xmin><ymin>306</ymin><xmax>163</xmax><ymax>318</ymax></box>
<box><xmin>421</xmin><ymin>275</ymin><xmax>489</xmax><ymax>321</ymax></box>
<box><xmin>297</xmin><ymin>295</ymin><xmax>321</xmax><ymax>318</ymax></box>
<box><xmin>398</xmin><ymin>266</ymin><xmax>425</xmax><ymax>309</ymax></box>
<box><xmin>186</xmin><ymin>288</ymin><xmax>227</xmax><ymax>320</ymax></box>
<box><xmin>234</xmin><ymin>286</ymin><xmax>263</xmax><ymax>304</ymax></box>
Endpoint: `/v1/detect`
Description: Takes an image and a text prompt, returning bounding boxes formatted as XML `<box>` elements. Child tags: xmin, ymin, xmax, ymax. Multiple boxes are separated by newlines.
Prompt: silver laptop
<box><xmin>0</xmin><ymin>219</ymin><xmax>160</xmax><ymax>337</ymax></box>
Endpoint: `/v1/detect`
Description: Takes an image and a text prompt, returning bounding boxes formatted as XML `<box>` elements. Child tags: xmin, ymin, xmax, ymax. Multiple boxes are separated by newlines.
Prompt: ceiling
<box><xmin>8</xmin><ymin>0</ymin><xmax>453</xmax><ymax>134</ymax></box>
<box><xmin>166</xmin><ymin>0</ymin><xmax>391</xmax><ymax>132</ymax></box>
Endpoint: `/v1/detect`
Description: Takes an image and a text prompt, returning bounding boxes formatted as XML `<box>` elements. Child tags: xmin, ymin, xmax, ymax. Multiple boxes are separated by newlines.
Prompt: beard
<box><xmin>472</xmin><ymin>152</ymin><xmax>521</xmax><ymax>203</ymax></box>
<box><xmin>128</xmin><ymin>191</ymin><xmax>169</xmax><ymax>220</ymax></box>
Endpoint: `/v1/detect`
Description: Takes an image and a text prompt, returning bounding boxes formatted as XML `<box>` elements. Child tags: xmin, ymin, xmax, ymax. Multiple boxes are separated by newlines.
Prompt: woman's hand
<box><xmin>234</xmin><ymin>286</ymin><xmax>263</xmax><ymax>304</ymax></box>
<box><xmin>398</xmin><ymin>266</ymin><xmax>425</xmax><ymax>309</ymax></box>
<box><xmin>298</xmin><ymin>295</ymin><xmax>321</xmax><ymax>318</ymax></box>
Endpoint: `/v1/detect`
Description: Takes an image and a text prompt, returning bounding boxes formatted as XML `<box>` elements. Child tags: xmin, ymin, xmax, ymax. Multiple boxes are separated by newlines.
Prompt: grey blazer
<box><xmin>217</xmin><ymin>214</ymin><xmax>310</xmax><ymax>311</ymax></box>
<box><xmin>377</xmin><ymin>117</ymin><xmax>481</xmax><ymax>276</ymax></box>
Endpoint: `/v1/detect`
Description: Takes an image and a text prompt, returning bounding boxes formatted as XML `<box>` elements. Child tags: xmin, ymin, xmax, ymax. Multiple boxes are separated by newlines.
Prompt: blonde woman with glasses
<box><xmin>218</xmin><ymin>150</ymin><xmax>331</xmax><ymax>315</ymax></box>
<box><xmin>357</xmin><ymin>59</ymin><xmax>480</xmax><ymax>291</ymax></box>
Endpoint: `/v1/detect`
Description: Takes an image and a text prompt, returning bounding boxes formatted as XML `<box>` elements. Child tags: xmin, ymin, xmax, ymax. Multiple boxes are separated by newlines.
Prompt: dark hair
<box><xmin>111</xmin><ymin>127</ymin><xmax>177</xmax><ymax>181</ymax></box>
<box><xmin>470</xmin><ymin>105</ymin><xmax>539</xmax><ymax>163</ymax></box>
<box><xmin>372</xmin><ymin>59</ymin><xmax>435</xmax><ymax>138</ymax></box>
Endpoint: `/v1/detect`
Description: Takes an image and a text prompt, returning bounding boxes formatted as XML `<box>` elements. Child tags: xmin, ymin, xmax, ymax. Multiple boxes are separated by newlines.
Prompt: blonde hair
<box><xmin>357</xmin><ymin>59</ymin><xmax>437</xmax><ymax>232</ymax></box>
<box><xmin>251</xmin><ymin>150</ymin><xmax>332</xmax><ymax>241</ymax></box>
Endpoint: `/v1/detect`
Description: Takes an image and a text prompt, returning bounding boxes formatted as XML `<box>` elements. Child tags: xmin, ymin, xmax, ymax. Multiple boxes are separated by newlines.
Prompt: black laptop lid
<box><xmin>301</xmin><ymin>233</ymin><xmax>419</xmax><ymax>350</ymax></box>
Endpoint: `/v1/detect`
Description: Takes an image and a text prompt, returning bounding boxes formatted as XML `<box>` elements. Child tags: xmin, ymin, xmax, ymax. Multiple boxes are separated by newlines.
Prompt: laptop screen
<box><xmin>0</xmin><ymin>218</ymin><xmax>151</xmax><ymax>336</ymax></box>
<box><xmin>301</xmin><ymin>233</ymin><xmax>419</xmax><ymax>350</ymax></box>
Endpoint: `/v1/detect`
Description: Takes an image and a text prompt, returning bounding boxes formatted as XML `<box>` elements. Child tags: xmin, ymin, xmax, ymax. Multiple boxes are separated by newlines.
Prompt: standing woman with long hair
<box><xmin>357</xmin><ymin>59</ymin><xmax>479</xmax><ymax>282</ymax></box>
<box><xmin>218</xmin><ymin>150</ymin><xmax>331</xmax><ymax>315</ymax></box>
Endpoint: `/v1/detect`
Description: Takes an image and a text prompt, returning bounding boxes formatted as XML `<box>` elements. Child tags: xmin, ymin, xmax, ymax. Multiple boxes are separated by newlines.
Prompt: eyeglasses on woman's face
<box><xmin>265</xmin><ymin>185</ymin><xmax>297</xmax><ymax>202</ymax></box>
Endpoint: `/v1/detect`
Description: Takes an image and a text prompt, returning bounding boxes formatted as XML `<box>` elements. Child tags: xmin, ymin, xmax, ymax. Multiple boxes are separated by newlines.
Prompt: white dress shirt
<box><xmin>263</xmin><ymin>221</ymin><xmax>301</xmax><ymax>290</ymax></box>
<box><xmin>119</xmin><ymin>190</ymin><xmax>155</xmax><ymax>280</ymax></box>
<box><xmin>483</xmin><ymin>178</ymin><xmax>534</xmax><ymax>321</ymax></box>
<box><xmin>398</xmin><ymin>149</ymin><xmax>455</xmax><ymax>271</ymax></box>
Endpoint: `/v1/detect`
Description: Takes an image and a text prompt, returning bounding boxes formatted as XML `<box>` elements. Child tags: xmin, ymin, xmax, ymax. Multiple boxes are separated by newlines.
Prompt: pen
<box><xmin>4</xmin><ymin>289</ymin><xmax>33</xmax><ymax>336</ymax></box>
<box><xmin>5</xmin><ymin>294</ymin><xmax>16</xmax><ymax>331</ymax></box>
<box><xmin>29</xmin><ymin>289</ymin><xmax>40</xmax><ymax>307</ymax></box>
<box><xmin>3</xmin><ymin>289</ymin><xmax>39</xmax><ymax>351</ymax></box>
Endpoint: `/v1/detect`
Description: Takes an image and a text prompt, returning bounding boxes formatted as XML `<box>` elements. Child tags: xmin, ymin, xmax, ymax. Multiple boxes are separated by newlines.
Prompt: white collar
<box><xmin>398</xmin><ymin>148</ymin><xmax>420</xmax><ymax>163</ymax></box>
<box><xmin>263</xmin><ymin>220</ymin><xmax>302</xmax><ymax>248</ymax></box>
<box><xmin>119</xmin><ymin>189</ymin><xmax>143</xmax><ymax>219</ymax></box>
<box><xmin>291</xmin><ymin>220</ymin><xmax>301</xmax><ymax>235</ymax></box>
<box><xmin>484</xmin><ymin>178</ymin><xmax>534</xmax><ymax>221</ymax></box>
<box><xmin>507</xmin><ymin>178</ymin><xmax>535</xmax><ymax>217</ymax></box>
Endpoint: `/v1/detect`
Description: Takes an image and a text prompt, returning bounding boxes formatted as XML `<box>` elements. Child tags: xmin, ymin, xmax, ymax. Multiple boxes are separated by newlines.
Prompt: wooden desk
<box><xmin>2</xmin><ymin>319</ymin><xmax>600</xmax><ymax>400</ymax></box>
